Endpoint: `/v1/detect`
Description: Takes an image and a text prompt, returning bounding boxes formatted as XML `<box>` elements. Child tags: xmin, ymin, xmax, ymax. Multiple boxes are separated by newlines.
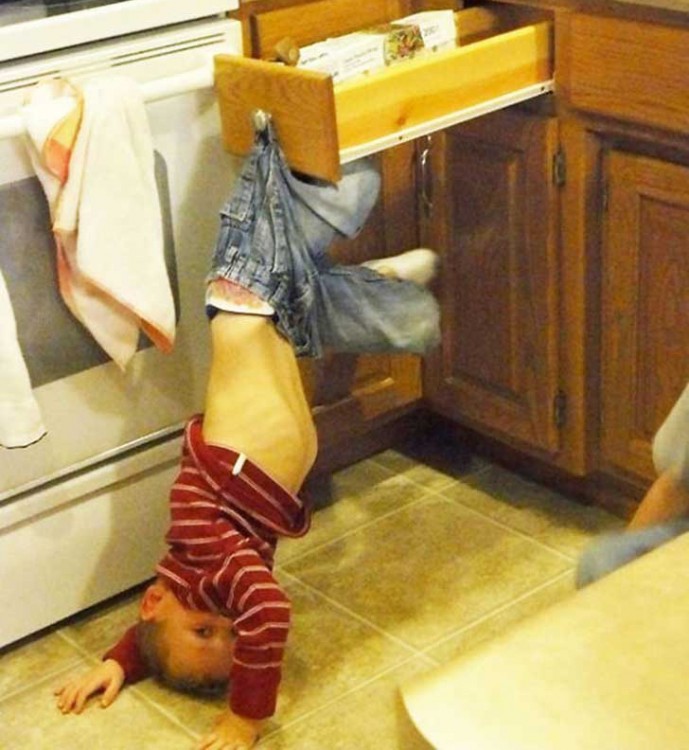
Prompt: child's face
<box><xmin>156</xmin><ymin>592</ymin><xmax>236</xmax><ymax>685</ymax></box>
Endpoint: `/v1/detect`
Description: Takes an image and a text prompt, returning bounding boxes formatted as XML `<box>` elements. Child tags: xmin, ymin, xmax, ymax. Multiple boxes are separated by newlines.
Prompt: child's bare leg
<box><xmin>202</xmin><ymin>312</ymin><xmax>317</xmax><ymax>493</ymax></box>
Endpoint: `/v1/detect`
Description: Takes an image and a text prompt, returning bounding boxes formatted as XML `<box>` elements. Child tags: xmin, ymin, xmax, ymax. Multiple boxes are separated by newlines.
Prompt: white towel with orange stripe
<box><xmin>22</xmin><ymin>76</ymin><xmax>176</xmax><ymax>370</ymax></box>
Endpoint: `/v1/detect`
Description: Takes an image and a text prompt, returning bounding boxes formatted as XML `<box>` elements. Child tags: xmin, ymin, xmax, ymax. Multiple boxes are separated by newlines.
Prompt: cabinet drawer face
<box><xmin>215</xmin><ymin>3</ymin><xmax>553</xmax><ymax>181</ymax></box>
<box><xmin>561</xmin><ymin>13</ymin><xmax>689</xmax><ymax>134</ymax></box>
<box><xmin>250</xmin><ymin>0</ymin><xmax>405</xmax><ymax>59</ymax></box>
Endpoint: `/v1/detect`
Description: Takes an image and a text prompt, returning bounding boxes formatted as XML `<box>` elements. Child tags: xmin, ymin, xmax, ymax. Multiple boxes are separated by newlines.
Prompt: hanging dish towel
<box><xmin>23</xmin><ymin>76</ymin><xmax>176</xmax><ymax>369</ymax></box>
<box><xmin>0</xmin><ymin>268</ymin><xmax>46</xmax><ymax>448</ymax></box>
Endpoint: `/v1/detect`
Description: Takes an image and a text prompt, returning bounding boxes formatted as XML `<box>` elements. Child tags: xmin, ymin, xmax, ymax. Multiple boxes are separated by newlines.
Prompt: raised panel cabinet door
<box><xmin>600</xmin><ymin>149</ymin><xmax>689</xmax><ymax>484</ymax></box>
<box><xmin>422</xmin><ymin>107</ymin><xmax>561</xmax><ymax>458</ymax></box>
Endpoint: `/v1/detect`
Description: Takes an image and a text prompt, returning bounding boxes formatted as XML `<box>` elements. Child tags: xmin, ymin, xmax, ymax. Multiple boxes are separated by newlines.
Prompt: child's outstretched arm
<box><xmin>54</xmin><ymin>659</ymin><xmax>125</xmax><ymax>714</ymax></box>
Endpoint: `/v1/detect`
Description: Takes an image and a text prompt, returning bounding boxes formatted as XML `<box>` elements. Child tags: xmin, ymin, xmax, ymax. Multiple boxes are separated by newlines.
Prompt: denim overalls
<box><xmin>207</xmin><ymin>123</ymin><xmax>440</xmax><ymax>358</ymax></box>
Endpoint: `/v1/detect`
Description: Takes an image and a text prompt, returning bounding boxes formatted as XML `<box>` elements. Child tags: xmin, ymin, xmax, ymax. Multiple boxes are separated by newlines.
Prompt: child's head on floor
<box><xmin>136</xmin><ymin>579</ymin><xmax>235</xmax><ymax>695</ymax></box>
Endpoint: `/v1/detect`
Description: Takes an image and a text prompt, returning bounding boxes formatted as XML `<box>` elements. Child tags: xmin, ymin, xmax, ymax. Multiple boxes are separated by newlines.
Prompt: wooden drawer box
<box><xmin>559</xmin><ymin>13</ymin><xmax>689</xmax><ymax>135</ymax></box>
<box><xmin>214</xmin><ymin>3</ymin><xmax>553</xmax><ymax>181</ymax></box>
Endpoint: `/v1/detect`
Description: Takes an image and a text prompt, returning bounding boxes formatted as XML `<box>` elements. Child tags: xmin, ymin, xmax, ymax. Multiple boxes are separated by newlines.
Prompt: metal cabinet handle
<box><xmin>419</xmin><ymin>136</ymin><xmax>433</xmax><ymax>218</ymax></box>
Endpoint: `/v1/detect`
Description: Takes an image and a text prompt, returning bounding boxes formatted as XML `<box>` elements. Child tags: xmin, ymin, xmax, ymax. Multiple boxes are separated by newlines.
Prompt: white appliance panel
<box><xmin>0</xmin><ymin>14</ymin><xmax>244</xmax><ymax>646</ymax></box>
<box><xmin>0</xmin><ymin>0</ymin><xmax>238</xmax><ymax>62</ymax></box>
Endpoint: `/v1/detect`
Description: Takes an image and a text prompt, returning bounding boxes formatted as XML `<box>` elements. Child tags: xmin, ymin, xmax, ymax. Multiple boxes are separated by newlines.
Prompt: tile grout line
<box><xmin>56</xmin><ymin>630</ymin><xmax>200</xmax><ymax>741</ymax></box>
<box><xmin>0</xmin><ymin>633</ymin><xmax>98</xmax><ymax>706</ymax></box>
<box><xmin>32</xmin><ymin>630</ymin><xmax>200</xmax><ymax>740</ymax></box>
<box><xmin>123</xmin><ymin>688</ymin><xmax>201</xmax><ymax>741</ymax></box>
<box><xmin>336</xmin><ymin>455</ymin><xmax>582</xmax><ymax>566</ymax></box>
<box><xmin>55</xmin><ymin>629</ymin><xmax>105</xmax><ymax>659</ymax></box>
<box><xmin>417</xmin><ymin>568</ymin><xmax>575</xmax><ymax>662</ymax></box>
<box><xmin>258</xmin><ymin>652</ymin><xmax>434</xmax><ymax>745</ymax></box>
<box><xmin>427</xmin><ymin>485</ymin><xmax>581</xmax><ymax>563</ymax></box>
<box><xmin>372</xmin><ymin>452</ymin><xmax>600</xmax><ymax>566</ymax></box>
<box><xmin>279</xmin><ymin>568</ymin><xmax>426</xmax><ymax>659</ymax></box>
<box><xmin>368</xmin><ymin>451</ymin><xmax>494</xmax><ymax>489</ymax></box>
<box><xmin>279</xmin><ymin>484</ymin><xmax>578</xmax><ymax>668</ymax></box>
<box><xmin>0</xmin><ymin>627</ymin><xmax>104</xmax><ymax>707</ymax></box>
<box><xmin>277</xmin><ymin>490</ymin><xmax>439</xmax><ymax>569</ymax></box>
<box><xmin>280</xmin><ymin>453</ymin><xmax>494</xmax><ymax>569</ymax></box>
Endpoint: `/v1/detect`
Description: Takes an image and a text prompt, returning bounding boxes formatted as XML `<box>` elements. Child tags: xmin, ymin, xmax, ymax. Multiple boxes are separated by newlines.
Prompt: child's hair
<box><xmin>135</xmin><ymin>620</ymin><xmax>228</xmax><ymax>696</ymax></box>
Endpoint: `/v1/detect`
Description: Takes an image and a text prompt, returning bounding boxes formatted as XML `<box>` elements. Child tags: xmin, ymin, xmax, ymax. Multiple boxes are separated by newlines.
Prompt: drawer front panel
<box><xmin>335</xmin><ymin>21</ymin><xmax>551</xmax><ymax>153</ymax></box>
<box><xmin>561</xmin><ymin>13</ymin><xmax>689</xmax><ymax>134</ymax></box>
<box><xmin>217</xmin><ymin>4</ymin><xmax>553</xmax><ymax>182</ymax></box>
<box><xmin>251</xmin><ymin>0</ymin><xmax>409</xmax><ymax>59</ymax></box>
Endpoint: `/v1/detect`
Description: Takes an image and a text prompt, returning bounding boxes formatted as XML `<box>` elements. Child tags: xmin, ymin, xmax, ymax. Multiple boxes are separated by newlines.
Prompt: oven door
<box><xmin>0</xmin><ymin>19</ymin><xmax>242</xmax><ymax>509</ymax></box>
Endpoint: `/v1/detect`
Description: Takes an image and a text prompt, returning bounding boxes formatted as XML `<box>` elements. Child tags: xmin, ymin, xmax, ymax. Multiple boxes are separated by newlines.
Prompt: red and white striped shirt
<box><xmin>105</xmin><ymin>416</ymin><xmax>310</xmax><ymax>719</ymax></box>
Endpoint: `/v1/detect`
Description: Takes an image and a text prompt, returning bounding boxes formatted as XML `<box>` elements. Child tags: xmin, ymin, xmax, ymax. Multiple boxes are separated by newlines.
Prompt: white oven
<box><xmin>0</xmin><ymin>0</ymin><xmax>243</xmax><ymax>647</ymax></box>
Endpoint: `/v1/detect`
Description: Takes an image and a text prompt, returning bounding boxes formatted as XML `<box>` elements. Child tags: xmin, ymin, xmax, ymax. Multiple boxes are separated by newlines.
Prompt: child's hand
<box><xmin>54</xmin><ymin>659</ymin><xmax>125</xmax><ymax>714</ymax></box>
<box><xmin>197</xmin><ymin>710</ymin><xmax>263</xmax><ymax>750</ymax></box>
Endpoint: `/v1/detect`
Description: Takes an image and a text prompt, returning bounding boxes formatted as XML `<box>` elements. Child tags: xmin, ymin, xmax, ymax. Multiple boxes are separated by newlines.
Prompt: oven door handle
<box><xmin>0</xmin><ymin>48</ymin><xmax>231</xmax><ymax>141</ymax></box>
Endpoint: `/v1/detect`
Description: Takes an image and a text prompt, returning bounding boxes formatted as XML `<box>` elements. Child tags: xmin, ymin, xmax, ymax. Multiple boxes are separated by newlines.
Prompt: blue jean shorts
<box><xmin>206</xmin><ymin>124</ymin><xmax>440</xmax><ymax>358</ymax></box>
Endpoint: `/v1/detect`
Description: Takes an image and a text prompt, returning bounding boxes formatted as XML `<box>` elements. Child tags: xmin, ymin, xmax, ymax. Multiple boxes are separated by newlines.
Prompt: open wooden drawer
<box><xmin>214</xmin><ymin>2</ymin><xmax>553</xmax><ymax>182</ymax></box>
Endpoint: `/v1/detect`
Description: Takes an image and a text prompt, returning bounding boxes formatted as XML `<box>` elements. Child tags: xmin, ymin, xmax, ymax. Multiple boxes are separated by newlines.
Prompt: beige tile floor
<box><xmin>0</xmin><ymin>437</ymin><xmax>624</xmax><ymax>749</ymax></box>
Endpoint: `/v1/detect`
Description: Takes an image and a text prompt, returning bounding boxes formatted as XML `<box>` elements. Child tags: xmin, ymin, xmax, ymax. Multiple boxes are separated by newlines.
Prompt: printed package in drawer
<box><xmin>298</xmin><ymin>10</ymin><xmax>457</xmax><ymax>85</ymax></box>
<box><xmin>398</xmin><ymin>10</ymin><xmax>458</xmax><ymax>53</ymax></box>
<box><xmin>298</xmin><ymin>34</ymin><xmax>386</xmax><ymax>82</ymax></box>
<box><xmin>360</xmin><ymin>22</ymin><xmax>425</xmax><ymax>64</ymax></box>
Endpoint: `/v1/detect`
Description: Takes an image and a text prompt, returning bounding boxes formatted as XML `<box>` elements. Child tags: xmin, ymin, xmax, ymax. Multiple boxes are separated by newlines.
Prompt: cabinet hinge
<box><xmin>552</xmin><ymin>148</ymin><xmax>566</xmax><ymax>187</ymax></box>
<box><xmin>553</xmin><ymin>389</ymin><xmax>567</xmax><ymax>429</ymax></box>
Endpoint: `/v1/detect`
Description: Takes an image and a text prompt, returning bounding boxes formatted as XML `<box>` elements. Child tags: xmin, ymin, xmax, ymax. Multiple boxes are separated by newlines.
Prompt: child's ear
<box><xmin>139</xmin><ymin>581</ymin><xmax>166</xmax><ymax>621</ymax></box>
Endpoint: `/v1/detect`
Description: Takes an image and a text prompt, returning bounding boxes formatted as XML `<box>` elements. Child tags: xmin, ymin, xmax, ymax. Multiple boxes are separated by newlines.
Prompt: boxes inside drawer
<box><xmin>214</xmin><ymin>3</ymin><xmax>553</xmax><ymax>182</ymax></box>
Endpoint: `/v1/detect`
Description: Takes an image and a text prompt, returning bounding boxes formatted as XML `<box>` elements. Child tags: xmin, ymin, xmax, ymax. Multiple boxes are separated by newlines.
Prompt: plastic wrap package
<box><xmin>298</xmin><ymin>10</ymin><xmax>457</xmax><ymax>84</ymax></box>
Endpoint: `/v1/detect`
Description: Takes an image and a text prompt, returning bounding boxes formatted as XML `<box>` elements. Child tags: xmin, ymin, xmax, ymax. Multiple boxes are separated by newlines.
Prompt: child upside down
<box><xmin>53</xmin><ymin>125</ymin><xmax>441</xmax><ymax>750</ymax></box>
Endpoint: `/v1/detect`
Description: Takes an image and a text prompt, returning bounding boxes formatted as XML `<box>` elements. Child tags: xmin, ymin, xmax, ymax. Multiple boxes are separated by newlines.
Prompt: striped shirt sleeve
<box><xmin>102</xmin><ymin>625</ymin><xmax>150</xmax><ymax>684</ymax></box>
<box><xmin>210</xmin><ymin>544</ymin><xmax>291</xmax><ymax>719</ymax></box>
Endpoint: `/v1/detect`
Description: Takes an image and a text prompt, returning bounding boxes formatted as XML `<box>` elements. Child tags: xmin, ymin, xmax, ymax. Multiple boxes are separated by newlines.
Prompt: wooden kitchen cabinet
<box><xmin>421</xmin><ymin>3</ymin><xmax>689</xmax><ymax>508</ymax></box>
<box><xmin>556</xmin><ymin>9</ymin><xmax>689</xmax><ymax>502</ymax></box>
<box><xmin>421</xmin><ymin>105</ymin><xmax>564</xmax><ymax>463</ymax></box>
<box><xmin>598</xmin><ymin>149</ymin><xmax>689</xmax><ymax>486</ymax></box>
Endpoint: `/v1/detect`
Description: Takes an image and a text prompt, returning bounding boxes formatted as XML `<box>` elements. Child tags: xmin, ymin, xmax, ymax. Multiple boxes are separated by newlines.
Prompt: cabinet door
<box><xmin>422</xmin><ymin>107</ymin><xmax>562</xmax><ymax>458</ymax></box>
<box><xmin>600</xmin><ymin>150</ymin><xmax>689</xmax><ymax>484</ymax></box>
<box><xmin>300</xmin><ymin>142</ymin><xmax>423</xmax><ymax>472</ymax></box>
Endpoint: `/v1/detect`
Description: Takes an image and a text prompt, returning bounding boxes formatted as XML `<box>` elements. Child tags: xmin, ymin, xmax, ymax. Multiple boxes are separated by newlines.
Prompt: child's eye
<box><xmin>195</xmin><ymin>626</ymin><xmax>214</xmax><ymax>639</ymax></box>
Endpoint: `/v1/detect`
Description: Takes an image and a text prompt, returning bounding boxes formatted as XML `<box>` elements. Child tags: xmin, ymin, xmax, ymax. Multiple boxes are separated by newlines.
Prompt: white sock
<box><xmin>362</xmin><ymin>248</ymin><xmax>439</xmax><ymax>286</ymax></box>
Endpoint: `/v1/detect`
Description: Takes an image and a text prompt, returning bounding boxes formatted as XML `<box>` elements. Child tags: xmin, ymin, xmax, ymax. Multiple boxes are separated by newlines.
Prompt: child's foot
<box><xmin>362</xmin><ymin>248</ymin><xmax>439</xmax><ymax>286</ymax></box>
